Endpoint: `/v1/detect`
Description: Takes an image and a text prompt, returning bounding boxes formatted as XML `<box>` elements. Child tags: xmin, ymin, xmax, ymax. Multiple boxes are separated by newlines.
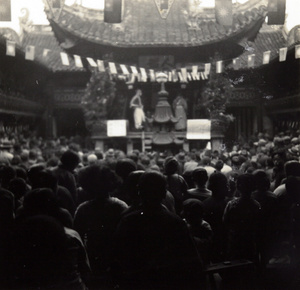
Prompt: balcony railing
<box><xmin>0</xmin><ymin>93</ymin><xmax>44</xmax><ymax>116</ymax></box>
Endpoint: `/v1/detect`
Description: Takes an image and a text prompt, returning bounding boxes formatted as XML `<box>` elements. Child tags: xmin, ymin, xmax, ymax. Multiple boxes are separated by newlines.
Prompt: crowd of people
<box><xmin>0</xmin><ymin>129</ymin><xmax>300</xmax><ymax>289</ymax></box>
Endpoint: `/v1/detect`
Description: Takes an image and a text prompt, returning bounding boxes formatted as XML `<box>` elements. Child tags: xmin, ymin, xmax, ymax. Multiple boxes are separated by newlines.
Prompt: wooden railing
<box><xmin>0</xmin><ymin>93</ymin><xmax>44</xmax><ymax>116</ymax></box>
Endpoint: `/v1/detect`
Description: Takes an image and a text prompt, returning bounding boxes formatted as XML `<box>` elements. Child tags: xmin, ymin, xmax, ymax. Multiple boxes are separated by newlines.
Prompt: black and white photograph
<box><xmin>0</xmin><ymin>0</ymin><xmax>300</xmax><ymax>289</ymax></box>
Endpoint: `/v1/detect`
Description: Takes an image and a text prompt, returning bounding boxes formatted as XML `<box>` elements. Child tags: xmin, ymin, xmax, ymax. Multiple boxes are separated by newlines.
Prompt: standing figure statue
<box><xmin>173</xmin><ymin>94</ymin><xmax>188</xmax><ymax>131</ymax></box>
<box><xmin>129</xmin><ymin>89</ymin><xmax>145</xmax><ymax>130</ymax></box>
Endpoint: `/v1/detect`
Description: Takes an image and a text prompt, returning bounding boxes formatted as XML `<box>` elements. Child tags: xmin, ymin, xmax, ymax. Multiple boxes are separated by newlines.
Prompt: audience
<box><xmin>0</xmin><ymin>130</ymin><xmax>300</xmax><ymax>289</ymax></box>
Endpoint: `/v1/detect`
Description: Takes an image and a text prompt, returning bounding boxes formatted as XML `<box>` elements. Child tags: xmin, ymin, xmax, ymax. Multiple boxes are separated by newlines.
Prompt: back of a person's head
<box><xmin>138</xmin><ymin>171</ymin><xmax>167</xmax><ymax>205</ymax></box>
<box><xmin>115</xmin><ymin>158</ymin><xmax>137</xmax><ymax>180</ymax></box>
<box><xmin>284</xmin><ymin>160</ymin><xmax>300</xmax><ymax>177</ymax></box>
<box><xmin>236</xmin><ymin>174</ymin><xmax>256</xmax><ymax>197</ymax></box>
<box><xmin>127</xmin><ymin>152</ymin><xmax>138</xmax><ymax>163</ymax></box>
<box><xmin>253</xmin><ymin>170</ymin><xmax>270</xmax><ymax>191</ymax></box>
<box><xmin>164</xmin><ymin>156</ymin><xmax>179</xmax><ymax>175</ymax></box>
<box><xmin>192</xmin><ymin>167</ymin><xmax>208</xmax><ymax>186</ymax></box>
<box><xmin>126</xmin><ymin>170</ymin><xmax>145</xmax><ymax>203</ymax></box>
<box><xmin>200</xmin><ymin>156</ymin><xmax>211</xmax><ymax>166</ymax></box>
<box><xmin>8</xmin><ymin>177</ymin><xmax>27</xmax><ymax>200</ymax></box>
<box><xmin>60</xmin><ymin>150</ymin><xmax>80</xmax><ymax>171</ymax></box>
<box><xmin>77</xmin><ymin>164</ymin><xmax>117</xmax><ymax>198</ymax></box>
<box><xmin>33</xmin><ymin>170</ymin><xmax>58</xmax><ymax>192</ymax></box>
<box><xmin>182</xmin><ymin>198</ymin><xmax>204</xmax><ymax>225</ymax></box>
<box><xmin>215</xmin><ymin>160</ymin><xmax>224</xmax><ymax>171</ymax></box>
<box><xmin>0</xmin><ymin>165</ymin><xmax>16</xmax><ymax>188</ymax></box>
<box><xmin>46</xmin><ymin>156</ymin><xmax>60</xmax><ymax>168</ymax></box>
<box><xmin>27</xmin><ymin>164</ymin><xmax>46</xmax><ymax>186</ymax></box>
<box><xmin>12</xmin><ymin>215</ymin><xmax>67</xmax><ymax>288</ymax></box>
<box><xmin>23</xmin><ymin>188</ymin><xmax>59</xmax><ymax>217</ymax></box>
<box><xmin>208</xmin><ymin>172</ymin><xmax>228</xmax><ymax>199</ymax></box>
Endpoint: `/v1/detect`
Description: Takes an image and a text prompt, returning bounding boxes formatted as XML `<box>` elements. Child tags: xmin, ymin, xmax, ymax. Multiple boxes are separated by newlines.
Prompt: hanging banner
<box><xmin>187</xmin><ymin>119</ymin><xmax>211</xmax><ymax>140</ymax></box>
<box><xmin>279</xmin><ymin>47</ymin><xmax>287</xmax><ymax>62</ymax></box>
<box><xmin>295</xmin><ymin>44</ymin><xmax>300</xmax><ymax>59</ymax></box>
<box><xmin>120</xmin><ymin>64</ymin><xmax>130</xmax><ymax>75</ymax></box>
<box><xmin>109</xmin><ymin>62</ymin><xmax>117</xmax><ymax>74</ymax></box>
<box><xmin>97</xmin><ymin>60</ymin><xmax>105</xmax><ymax>72</ymax></box>
<box><xmin>86</xmin><ymin>57</ymin><xmax>97</xmax><ymax>67</ymax></box>
<box><xmin>233</xmin><ymin>57</ymin><xmax>241</xmax><ymax>70</ymax></box>
<box><xmin>60</xmin><ymin>52</ymin><xmax>69</xmax><ymax>66</ymax></box>
<box><xmin>74</xmin><ymin>55</ymin><xmax>83</xmax><ymax>67</ymax></box>
<box><xmin>204</xmin><ymin>63</ymin><xmax>211</xmax><ymax>75</ymax></box>
<box><xmin>216</xmin><ymin>61</ymin><xmax>223</xmax><ymax>73</ymax></box>
<box><xmin>248</xmin><ymin>54</ymin><xmax>255</xmax><ymax>67</ymax></box>
<box><xmin>25</xmin><ymin>45</ymin><xmax>35</xmax><ymax>61</ymax></box>
<box><xmin>6</xmin><ymin>40</ymin><xmax>15</xmax><ymax>56</ymax></box>
<box><xmin>263</xmin><ymin>51</ymin><xmax>271</xmax><ymax>64</ymax></box>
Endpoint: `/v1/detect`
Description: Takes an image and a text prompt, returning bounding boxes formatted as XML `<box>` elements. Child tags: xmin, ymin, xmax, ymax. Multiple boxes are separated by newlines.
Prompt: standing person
<box><xmin>129</xmin><ymin>89</ymin><xmax>145</xmax><ymax>130</ymax></box>
<box><xmin>173</xmin><ymin>94</ymin><xmax>188</xmax><ymax>131</ymax></box>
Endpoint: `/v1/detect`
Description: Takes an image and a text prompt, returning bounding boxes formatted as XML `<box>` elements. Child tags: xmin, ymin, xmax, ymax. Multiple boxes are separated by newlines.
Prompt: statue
<box><xmin>129</xmin><ymin>89</ymin><xmax>145</xmax><ymax>130</ymax></box>
<box><xmin>173</xmin><ymin>94</ymin><xmax>188</xmax><ymax>131</ymax></box>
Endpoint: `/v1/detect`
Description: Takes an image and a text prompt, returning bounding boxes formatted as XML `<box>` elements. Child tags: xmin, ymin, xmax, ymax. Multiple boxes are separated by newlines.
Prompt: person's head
<box><xmin>164</xmin><ymin>156</ymin><xmax>179</xmax><ymax>175</ymax></box>
<box><xmin>8</xmin><ymin>177</ymin><xmax>28</xmax><ymax>200</ymax></box>
<box><xmin>115</xmin><ymin>158</ymin><xmax>137</xmax><ymax>180</ymax></box>
<box><xmin>138</xmin><ymin>171</ymin><xmax>167</xmax><ymax>206</ymax></box>
<box><xmin>77</xmin><ymin>164</ymin><xmax>117</xmax><ymax>198</ymax></box>
<box><xmin>60</xmin><ymin>150</ymin><xmax>80</xmax><ymax>171</ymax></box>
<box><xmin>0</xmin><ymin>165</ymin><xmax>16</xmax><ymax>189</ymax></box>
<box><xmin>208</xmin><ymin>172</ymin><xmax>228</xmax><ymax>199</ymax></box>
<box><xmin>284</xmin><ymin>160</ymin><xmax>300</xmax><ymax>177</ymax></box>
<box><xmin>136</xmin><ymin>89</ymin><xmax>142</xmax><ymax>96</ymax></box>
<box><xmin>125</xmin><ymin>170</ymin><xmax>145</xmax><ymax>205</ymax></box>
<box><xmin>23</xmin><ymin>188</ymin><xmax>60</xmax><ymax>217</ymax></box>
<box><xmin>87</xmin><ymin>154</ymin><xmax>98</xmax><ymax>165</ymax></box>
<box><xmin>253</xmin><ymin>170</ymin><xmax>270</xmax><ymax>192</ymax></box>
<box><xmin>33</xmin><ymin>170</ymin><xmax>58</xmax><ymax>193</ymax></box>
<box><xmin>27</xmin><ymin>164</ymin><xmax>46</xmax><ymax>187</ymax></box>
<box><xmin>192</xmin><ymin>167</ymin><xmax>208</xmax><ymax>187</ymax></box>
<box><xmin>200</xmin><ymin>156</ymin><xmax>211</xmax><ymax>166</ymax></box>
<box><xmin>236</xmin><ymin>174</ymin><xmax>256</xmax><ymax>198</ymax></box>
<box><xmin>181</xmin><ymin>198</ymin><xmax>204</xmax><ymax>225</ymax></box>
<box><xmin>215</xmin><ymin>160</ymin><xmax>224</xmax><ymax>171</ymax></box>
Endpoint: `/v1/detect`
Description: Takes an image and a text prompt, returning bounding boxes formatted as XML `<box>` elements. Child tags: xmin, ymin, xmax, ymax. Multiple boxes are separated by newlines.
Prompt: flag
<box><xmin>43</xmin><ymin>49</ymin><xmax>50</xmax><ymax>58</ymax></box>
<box><xmin>25</xmin><ymin>45</ymin><xmax>35</xmax><ymax>61</ymax></box>
<box><xmin>120</xmin><ymin>64</ymin><xmax>129</xmax><ymax>75</ymax></box>
<box><xmin>168</xmin><ymin>72</ymin><xmax>172</xmax><ymax>82</ymax></box>
<box><xmin>140</xmin><ymin>68</ymin><xmax>147</xmax><ymax>82</ymax></box>
<box><xmin>215</xmin><ymin>0</ymin><xmax>232</xmax><ymax>26</ymax></box>
<box><xmin>192</xmin><ymin>65</ymin><xmax>199</xmax><ymax>80</ymax></box>
<box><xmin>6</xmin><ymin>40</ymin><xmax>15</xmax><ymax>56</ymax></box>
<box><xmin>263</xmin><ymin>51</ymin><xmax>271</xmax><ymax>64</ymax></box>
<box><xmin>109</xmin><ymin>62</ymin><xmax>117</xmax><ymax>74</ymax></box>
<box><xmin>216</xmin><ymin>61</ymin><xmax>223</xmax><ymax>73</ymax></box>
<box><xmin>0</xmin><ymin>0</ymin><xmax>11</xmax><ymax>21</ymax></box>
<box><xmin>60</xmin><ymin>52</ymin><xmax>69</xmax><ymax>66</ymax></box>
<box><xmin>204</xmin><ymin>63</ymin><xmax>211</xmax><ymax>75</ymax></box>
<box><xmin>200</xmin><ymin>72</ymin><xmax>208</xmax><ymax>80</ymax></box>
<box><xmin>296</xmin><ymin>44</ymin><xmax>300</xmax><ymax>59</ymax></box>
<box><xmin>130</xmin><ymin>66</ymin><xmax>138</xmax><ymax>74</ymax></box>
<box><xmin>279</xmin><ymin>47</ymin><xmax>287</xmax><ymax>62</ymax></box>
<box><xmin>248</xmin><ymin>54</ymin><xmax>255</xmax><ymax>68</ymax></box>
<box><xmin>178</xmin><ymin>72</ymin><xmax>184</xmax><ymax>82</ymax></box>
<box><xmin>233</xmin><ymin>58</ymin><xmax>241</xmax><ymax>70</ymax></box>
<box><xmin>97</xmin><ymin>60</ymin><xmax>105</xmax><ymax>72</ymax></box>
<box><xmin>181</xmin><ymin>68</ymin><xmax>187</xmax><ymax>82</ymax></box>
<box><xmin>172</xmin><ymin>69</ymin><xmax>178</xmax><ymax>82</ymax></box>
<box><xmin>268</xmin><ymin>0</ymin><xmax>286</xmax><ymax>25</ymax></box>
<box><xmin>74</xmin><ymin>55</ymin><xmax>83</xmax><ymax>68</ymax></box>
<box><xmin>149</xmin><ymin>69</ymin><xmax>156</xmax><ymax>82</ymax></box>
<box><xmin>86</xmin><ymin>57</ymin><xmax>97</xmax><ymax>67</ymax></box>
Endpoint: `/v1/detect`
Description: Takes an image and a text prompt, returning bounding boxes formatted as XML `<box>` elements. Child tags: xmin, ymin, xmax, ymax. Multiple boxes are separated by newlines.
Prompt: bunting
<box><xmin>279</xmin><ymin>47</ymin><xmax>287</xmax><ymax>62</ymax></box>
<box><xmin>2</xmin><ymin>39</ymin><xmax>299</xmax><ymax>84</ymax></box>
<box><xmin>60</xmin><ymin>52</ymin><xmax>69</xmax><ymax>66</ymax></box>
<box><xmin>74</xmin><ymin>55</ymin><xmax>83</xmax><ymax>68</ymax></box>
<box><xmin>6</xmin><ymin>40</ymin><xmax>15</xmax><ymax>56</ymax></box>
<box><xmin>263</xmin><ymin>51</ymin><xmax>271</xmax><ymax>64</ymax></box>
